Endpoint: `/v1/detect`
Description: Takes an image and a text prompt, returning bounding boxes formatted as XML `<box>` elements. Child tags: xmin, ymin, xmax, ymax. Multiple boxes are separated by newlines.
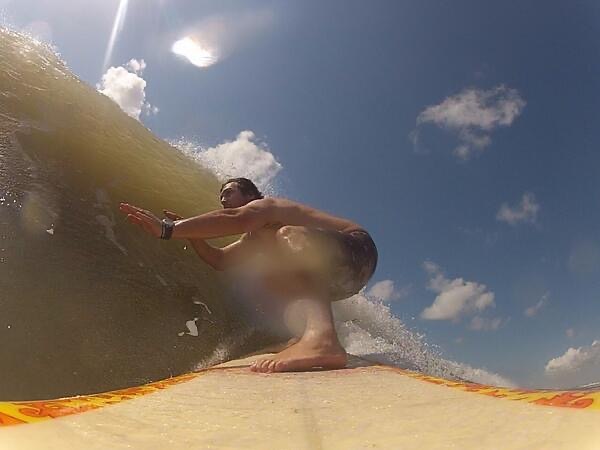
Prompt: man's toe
<box><xmin>257</xmin><ymin>359</ymin><xmax>272</xmax><ymax>372</ymax></box>
<box><xmin>266</xmin><ymin>360</ymin><xmax>277</xmax><ymax>372</ymax></box>
<box><xmin>273</xmin><ymin>360</ymin><xmax>291</xmax><ymax>372</ymax></box>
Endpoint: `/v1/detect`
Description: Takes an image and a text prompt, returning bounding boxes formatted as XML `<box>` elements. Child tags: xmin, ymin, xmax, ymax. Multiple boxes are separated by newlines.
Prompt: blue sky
<box><xmin>3</xmin><ymin>0</ymin><xmax>600</xmax><ymax>387</ymax></box>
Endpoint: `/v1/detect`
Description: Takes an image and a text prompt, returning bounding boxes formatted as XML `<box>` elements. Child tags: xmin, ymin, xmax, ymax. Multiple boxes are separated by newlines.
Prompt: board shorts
<box><xmin>310</xmin><ymin>229</ymin><xmax>378</xmax><ymax>301</ymax></box>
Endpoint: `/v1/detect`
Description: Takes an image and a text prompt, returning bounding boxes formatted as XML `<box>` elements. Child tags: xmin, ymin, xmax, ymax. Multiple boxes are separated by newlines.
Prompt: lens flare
<box><xmin>172</xmin><ymin>37</ymin><xmax>218</xmax><ymax>68</ymax></box>
<box><xmin>102</xmin><ymin>0</ymin><xmax>129</xmax><ymax>73</ymax></box>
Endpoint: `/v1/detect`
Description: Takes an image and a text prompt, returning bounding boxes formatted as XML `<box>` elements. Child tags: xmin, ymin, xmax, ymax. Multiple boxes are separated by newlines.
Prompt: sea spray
<box><xmin>333</xmin><ymin>290</ymin><xmax>515</xmax><ymax>387</ymax></box>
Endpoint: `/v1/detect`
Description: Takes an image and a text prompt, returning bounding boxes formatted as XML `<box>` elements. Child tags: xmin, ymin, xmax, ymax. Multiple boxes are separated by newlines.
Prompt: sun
<box><xmin>172</xmin><ymin>37</ymin><xmax>218</xmax><ymax>68</ymax></box>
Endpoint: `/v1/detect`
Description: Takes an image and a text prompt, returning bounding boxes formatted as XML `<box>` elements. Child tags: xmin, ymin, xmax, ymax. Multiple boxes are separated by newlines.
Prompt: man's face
<box><xmin>220</xmin><ymin>182</ymin><xmax>253</xmax><ymax>208</ymax></box>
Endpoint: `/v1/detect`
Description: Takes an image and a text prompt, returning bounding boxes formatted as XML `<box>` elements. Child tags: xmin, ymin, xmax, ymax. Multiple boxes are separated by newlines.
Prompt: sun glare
<box><xmin>102</xmin><ymin>0</ymin><xmax>129</xmax><ymax>73</ymax></box>
<box><xmin>172</xmin><ymin>37</ymin><xmax>218</xmax><ymax>68</ymax></box>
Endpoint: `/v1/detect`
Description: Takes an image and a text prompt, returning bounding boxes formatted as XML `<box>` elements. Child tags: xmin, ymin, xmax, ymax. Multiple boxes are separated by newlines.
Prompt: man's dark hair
<box><xmin>220</xmin><ymin>177</ymin><xmax>264</xmax><ymax>200</ymax></box>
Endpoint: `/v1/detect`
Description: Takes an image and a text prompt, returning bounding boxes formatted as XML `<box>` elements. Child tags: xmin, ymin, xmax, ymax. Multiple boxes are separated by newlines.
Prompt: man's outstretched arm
<box><xmin>163</xmin><ymin>210</ymin><xmax>228</xmax><ymax>270</ymax></box>
<box><xmin>120</xmin><ymin>199</ymin><xmax>274</xmax><ymax>240</ymax></box>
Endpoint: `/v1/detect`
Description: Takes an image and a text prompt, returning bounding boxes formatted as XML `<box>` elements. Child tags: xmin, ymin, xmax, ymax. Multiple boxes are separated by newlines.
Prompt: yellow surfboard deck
<box><xmin>1</xmin><ymin>354</ymin><xmax>600</xmax><ymax>449</ymax></box>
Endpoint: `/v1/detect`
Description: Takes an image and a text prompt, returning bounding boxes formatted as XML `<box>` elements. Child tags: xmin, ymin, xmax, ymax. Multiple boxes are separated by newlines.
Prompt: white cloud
<box><xmin>125</xmin><ymin>58</ymin><xmax>146</xmax><ymax>73</ymax></box>
<box><xmin>97</xmin><ymin>58</ymin><xmax>158</xmax><ymax>120</ymax></box>
<box><xmin>414</xmin><ymin>85</ymin><xmax>525</xmax><ymax>159</ymax></box>
<box><xmin>547</xmin><ymin>342</ymin><xmax>600</xmax><ymax>373</ymax></box>
<box><xmin>421</xmin><ymin>261</ymin><xmax>496</xmax><ymax>322</ymax></box>
<box><xmin>469</xmin><ymin>316</ymin><xmax>505</xmax><ymax>331</ymax></box>
<box><xmin>545</xmin><ymin>341</ymin><xmax>600</xmax><ymax>386</ymax></box>
<box><xmin>524</xmin><ymin>293</ymin><xmax>548</xmax><ymax>318</ymax></box>
<box><xmin>366</xmin><ymin>280</ymin><xmax>407</xmax><ymax>302</ymax></box>
<box><xmin>172</xmin><ymin>9</ymin><xmax>274</xmax><ymax>68</ymax></box>
<box><xmin>176</xmin><ymin>131</ymin><xmax>282</xmax><ymax>191</ymax></box>
<box><xmin>496</xmin><ymin>192</ymin><xmax>540</xmax><ymax>226</ymax></box>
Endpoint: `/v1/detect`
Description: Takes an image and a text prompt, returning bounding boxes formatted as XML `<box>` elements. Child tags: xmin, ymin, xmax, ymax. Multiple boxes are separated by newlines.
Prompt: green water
<box><xmin>0</xmin><ymin>28</ymin><xmax>257</xmax><ymax>400</ymax></box>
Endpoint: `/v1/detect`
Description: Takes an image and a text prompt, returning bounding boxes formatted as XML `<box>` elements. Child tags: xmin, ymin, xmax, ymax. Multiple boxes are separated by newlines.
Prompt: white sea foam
<box><xmin>185</xmin><ymin>318</ymin><xmax>199</xmax><ymax>337</ymax></box>
<box><xmin>194</xmin><ymin>328</ymin><xmax>256</xmax><ymax>370</ymax></box>
<box><xmin>333</xmin><ymin>290</ymin><xmax>516</xmax><ymax>387</ymax></box>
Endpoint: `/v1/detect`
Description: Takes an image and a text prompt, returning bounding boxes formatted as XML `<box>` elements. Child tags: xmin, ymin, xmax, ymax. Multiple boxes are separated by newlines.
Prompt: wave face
<box><xmin>0</xmin><ymin>28</ymin><xmax>260</xmax><ymax>400</ymax></box>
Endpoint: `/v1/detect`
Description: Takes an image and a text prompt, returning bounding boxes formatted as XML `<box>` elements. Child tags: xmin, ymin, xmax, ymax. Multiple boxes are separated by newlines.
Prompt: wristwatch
<box><xmin>160</xmin><ymin>218</ymin><xmax>174</xmax><ymax>240</ymax></box>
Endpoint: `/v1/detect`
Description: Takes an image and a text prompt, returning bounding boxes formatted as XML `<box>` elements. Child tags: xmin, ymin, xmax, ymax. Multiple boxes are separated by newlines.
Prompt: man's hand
<box><xmin>163</xmin><ymin>210</ymin><xmax>183</xmax><ymax>221</ymax></box>
<box><xmin>120</xmin><ymin>203</ymin><xmax>162</xmax><ymax>238</ymax></box>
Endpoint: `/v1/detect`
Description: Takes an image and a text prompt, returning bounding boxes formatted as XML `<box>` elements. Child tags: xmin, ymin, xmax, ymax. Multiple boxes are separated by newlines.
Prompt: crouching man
<box><xmin>120</xmin><ymin>178</ymin><xmax>377</xmax><ymax>373</ymax></box>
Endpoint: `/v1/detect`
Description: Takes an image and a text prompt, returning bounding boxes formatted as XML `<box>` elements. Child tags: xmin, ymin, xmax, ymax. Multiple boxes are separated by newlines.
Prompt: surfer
<box><xmin>119</xmin><ymin>178</ymin><xmax>377</xmax><ymax>373</ymax></box>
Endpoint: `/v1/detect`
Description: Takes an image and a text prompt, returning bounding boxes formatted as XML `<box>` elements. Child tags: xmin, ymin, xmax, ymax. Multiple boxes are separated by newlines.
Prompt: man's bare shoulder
<box><xmin>251</xmin><ymin>197</ymin><xmax>363</xmax><ymax>232</ymax></box>
<box><xmin>250</xmin><ymin>197</ymin><xmax>321</xmax><ymax>215</ymax></box>
<box><xmin>246</xmin><ymin>197</ymin><xmax>300</xmax><ymax>210</ymax></box>
<box><xmin>254</xmin><ymin>197</ymin><xmax>309</xmax><ymax>207</ymax></box>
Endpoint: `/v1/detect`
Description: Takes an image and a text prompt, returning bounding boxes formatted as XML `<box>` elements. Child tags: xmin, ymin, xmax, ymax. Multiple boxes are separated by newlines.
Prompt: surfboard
<box><xmin>1</xmin><ymin>354</ymin><xmax>599</xmax><ymax>449</ymax></box>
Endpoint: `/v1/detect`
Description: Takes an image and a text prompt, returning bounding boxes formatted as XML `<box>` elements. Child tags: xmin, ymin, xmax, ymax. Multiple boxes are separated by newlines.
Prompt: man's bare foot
<box><xmin>250</xmin><ymin>336</ymin><xmax>347</xmax><ymax>373</ymax></box>
<box><xmin>245</xmin><ymin>337</ymin><xmax>300</xmax><ymax>357</ymax></box>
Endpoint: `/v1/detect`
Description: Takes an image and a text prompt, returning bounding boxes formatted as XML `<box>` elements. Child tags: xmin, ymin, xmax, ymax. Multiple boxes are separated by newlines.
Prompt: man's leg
<box><xmin>250</xmin><ymin>293</ymin><xmax>347</xmax><ymax>373</ymax></box>
<box><xmin>249</xmin><ymin>225</ymin><xmax>347</xmax><ymax>373</ymax></box>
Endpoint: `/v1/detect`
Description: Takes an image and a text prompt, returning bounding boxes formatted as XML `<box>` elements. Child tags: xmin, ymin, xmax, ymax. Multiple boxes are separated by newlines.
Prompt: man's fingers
<box><xmin>131</xmin><ymin>211</ymin><xmax>156</xmax><ymax>224</ymax></box>
<box><xmin>127</xmin><ymin>213</ymin><xmax>161</xmax><ymax>237</ymax></box>
<box><xmin>120</xmin><ymin>203</ymin><xmax>149</xmax><ymax>214</ymax></box>
<box><xmin>126</xmin><ymin>211</ymin><xmax>154</xmax><ymax>227</ymax></box>
<box><xmin>126</xmin><ymin>214</ymin><xmax>143</xmax><ymax>225</ymax></box>
<box><xmin>163</xmin><ymin>210</ymin><xmax>182</xmax><ymax>221</ymax></box>
<box><xmin>120</xmin><ymin>203</ymin><xmax>158</xmax><ymax>220</ymax></box>
<box><xmin>120</xmin><ymin>203</ymin><xmax>141</xmax><ymax>214</ymax></box>
<box><xmin>121</xmin><ymin>203</ymin><xmax>162</xmax><ymax>238</ymax></box>
<box><xmin>120</xmin><ymin>203</ymin><xmax>151</xmax><ymax>218</ymax></box>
